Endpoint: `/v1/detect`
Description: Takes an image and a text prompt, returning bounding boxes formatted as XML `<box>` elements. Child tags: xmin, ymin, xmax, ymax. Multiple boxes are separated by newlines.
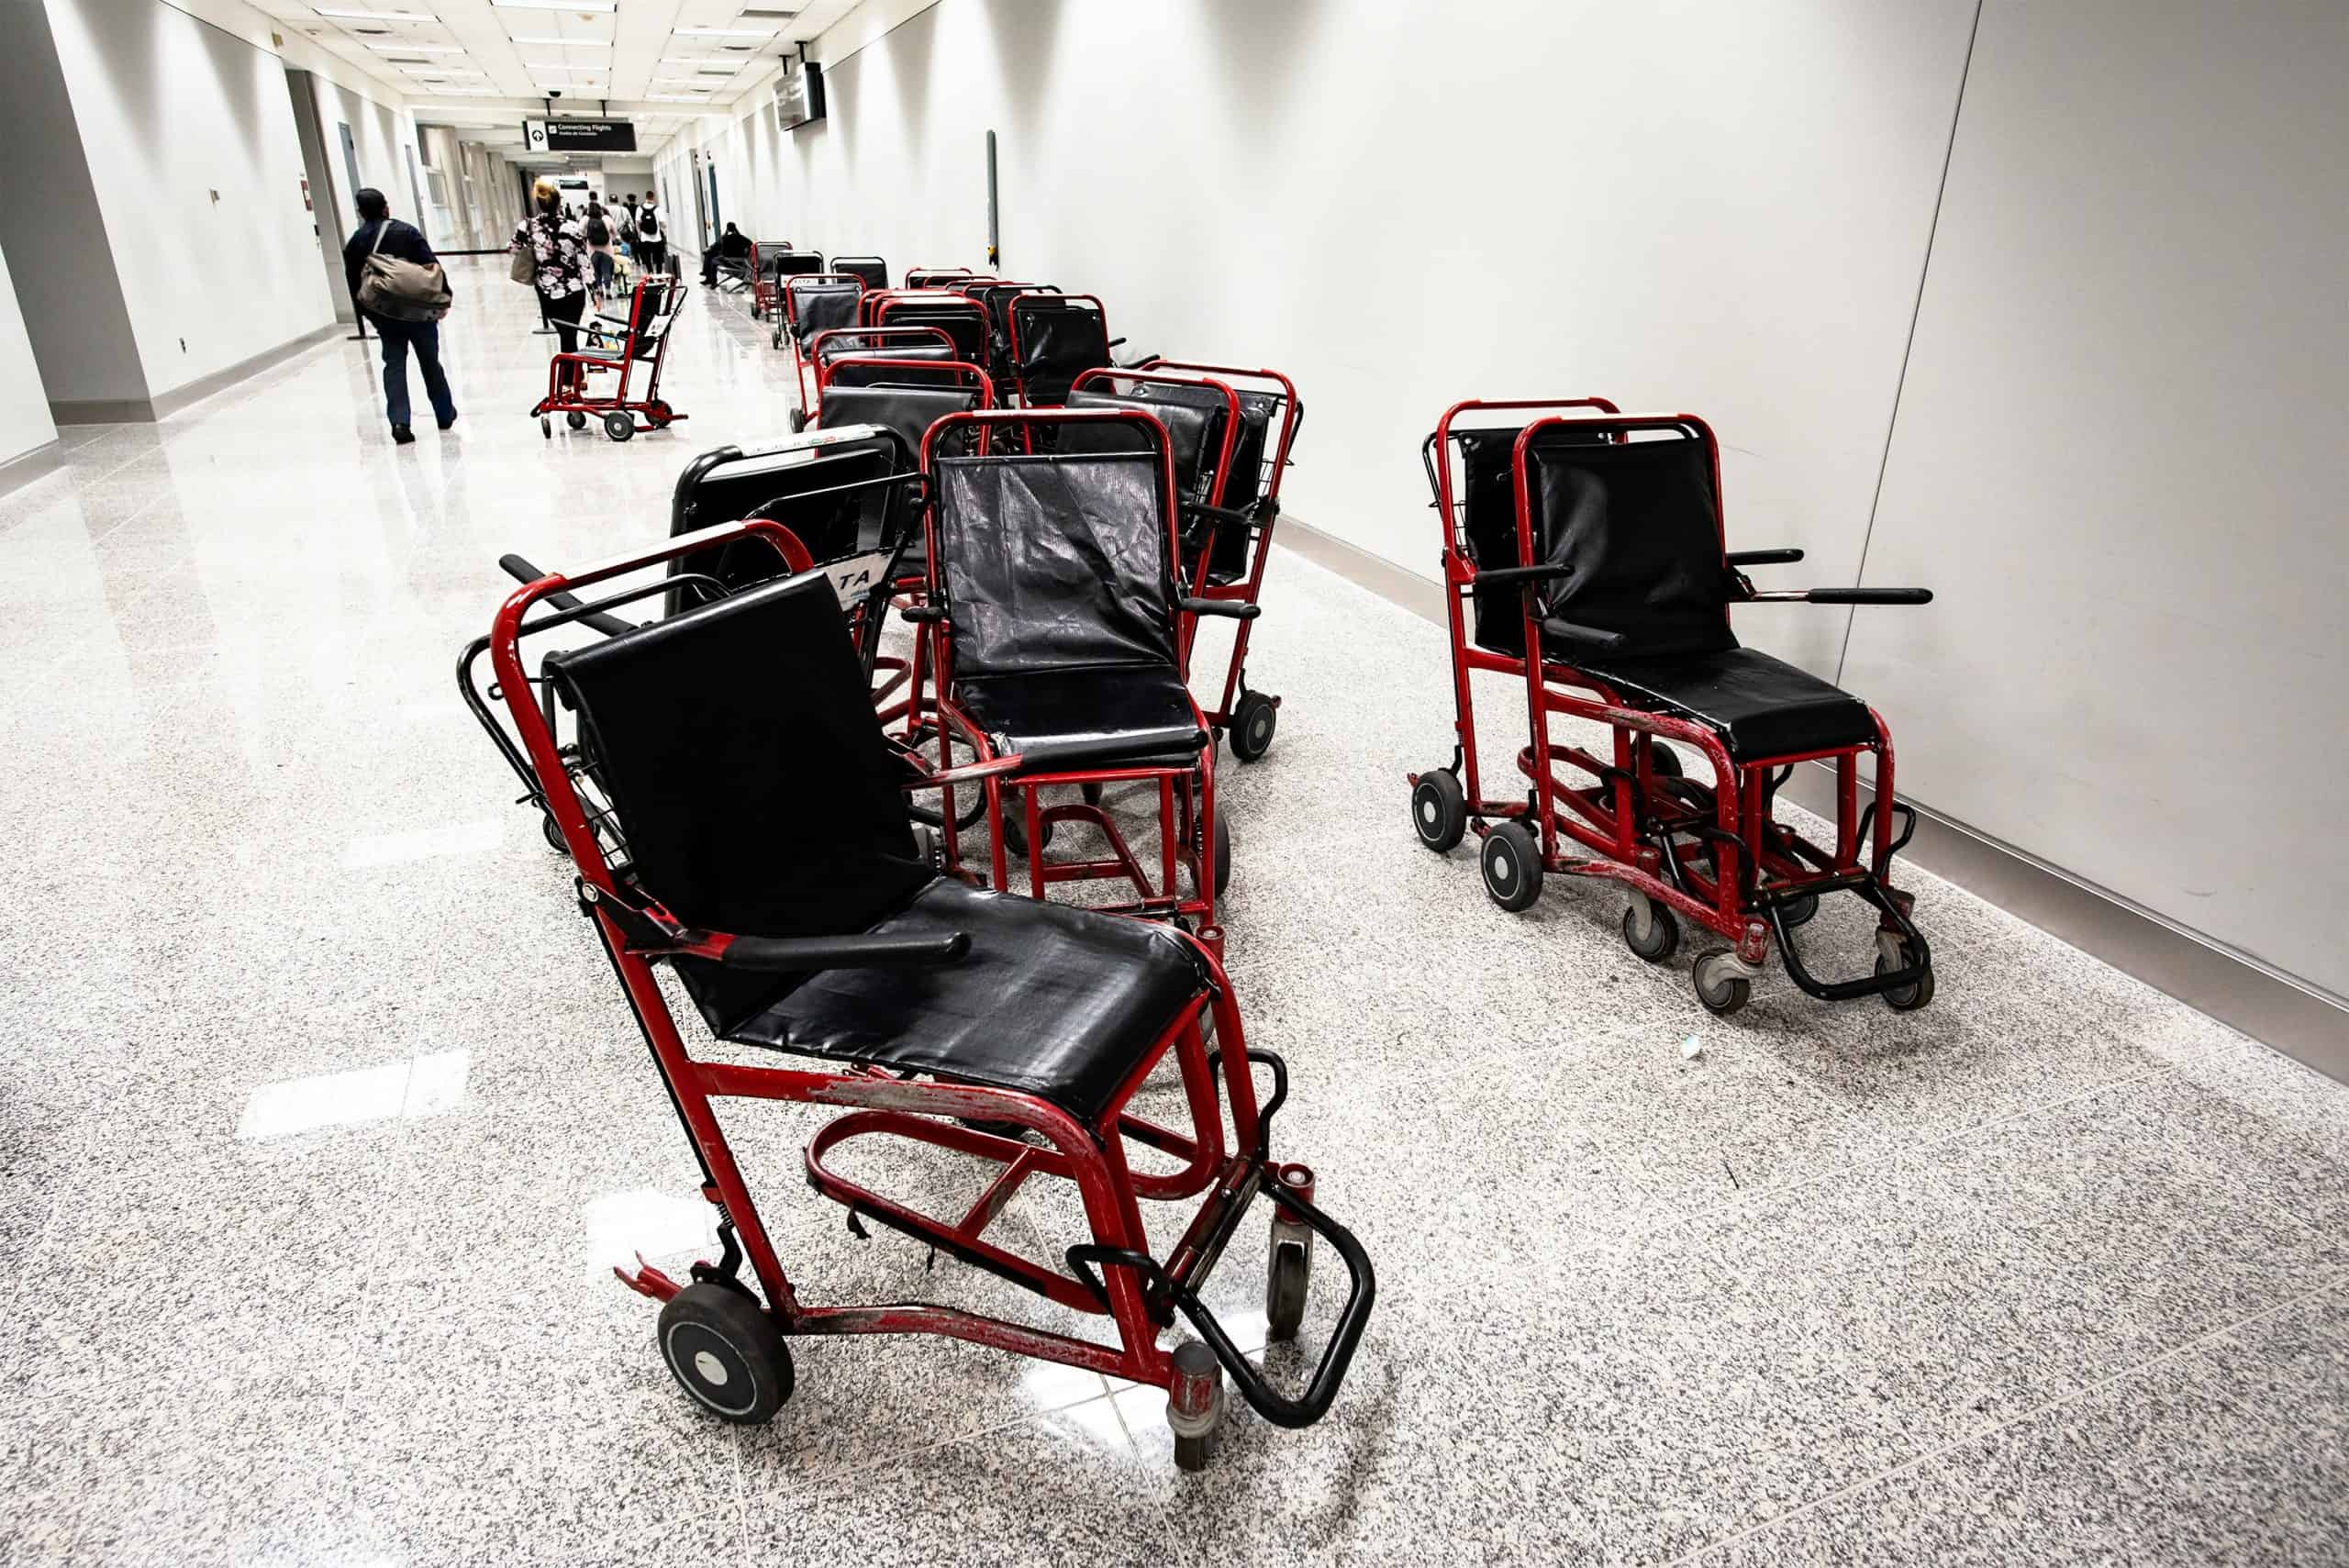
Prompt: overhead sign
<box><xmin>522</xmin><ymin>118</ymin><xmax>637</xmax><ymax>153</ymax></box>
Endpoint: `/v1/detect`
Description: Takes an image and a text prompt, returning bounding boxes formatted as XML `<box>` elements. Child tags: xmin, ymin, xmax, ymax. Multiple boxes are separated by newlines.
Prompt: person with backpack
<box><xmin>584</xmin><ymin>200</ymin><xmax>615</xmax><ymax>301</ymax></box>
<box><xmin>634</xmin><ymin>196</ymin><xmax>669</xmax><ymax>277</ymax></box>
<box><xmin>341</xmin><ymin>187</ymin><xmax>456</xmax><ymax>445</ymax></box>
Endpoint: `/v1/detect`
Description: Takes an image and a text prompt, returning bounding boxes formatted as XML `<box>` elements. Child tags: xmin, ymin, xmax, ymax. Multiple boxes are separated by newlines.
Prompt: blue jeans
<box><xmin>373</xmin><ymin>316</ymin><xmax>457</xmax><ymax>428</ymax></box>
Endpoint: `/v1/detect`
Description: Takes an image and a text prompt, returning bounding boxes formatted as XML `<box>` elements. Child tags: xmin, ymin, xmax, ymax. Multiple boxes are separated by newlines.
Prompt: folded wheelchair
<box><xmin>913</xmin><ymin>409</ymin><xmax>1249</xmax><ymax>948</ymax></box>
<box><xmin>1410</xmin><ymin>400</ymin><xmax>1937</xmax><ymax>1016</ymax></box>
<box><xmin>1008</xmin><ymin>293</ymin><xmax>1113</xmax><ymax>407</ymax></box>
<box><xmin>533</xmin><ymin>276</ymin><xmax>688</xmax><ymax>443</ymax></box>
<box><xmin>484</xmin><ymin>529</ymin><xmax>1373</xmax><ymax>1468</ymax></box>
<box><xmin>830</xmin><ymin>254</ymin><xmax>888</xmax><ymax>290</ymax></box>
<box><xmin>1067</xmin><ymin>361</ymin><xmax>1301</xmax><ymax>762</ymax></box>
<box><xmin>906</xmin><ymin>264</ymin><xmax>974</xmax><ymax>289</ymax></box>
<box><xmin>776</xmin><ymin>272</ymin><xmax>868</xmax><ymax>392</ymax></box>
<box><xmin>461</xmin><ymin>424</ymin><xmax>927</xmax><ymax>858</ymax></box>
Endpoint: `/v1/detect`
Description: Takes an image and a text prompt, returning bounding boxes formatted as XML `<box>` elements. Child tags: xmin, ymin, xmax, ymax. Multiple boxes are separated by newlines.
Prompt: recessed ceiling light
<box><xmin>507</xmin><ymin>36</ymin><xmax>607</xmax><ymax>46</ymax></box>
<box><xmin>674</xmin><ymin>27</ymin><xmax>772</xmax><ymax>37</ymax></box>
<box><xmin>316</xmin><ymin>6</ymin><xmax>437</xmax><ymax>19</ymax></box>
<box><xmin>739</xmin><ymin>8</ymin><xmax>802</xmax><ymax>17</ymax></box>
<box><xmin>492</xmin><ymin>0</ymin><xmax>617</xmax><ymax>11</ymax></box>
<box><xmin>659</xmin><ymin>56</ymin><xmax>730</xmax><ymax>65</ymax></box>
<box><xmin>368</xmin><ymin>40</ymin><xmax>463</xmax><ymax>51</ymax></box>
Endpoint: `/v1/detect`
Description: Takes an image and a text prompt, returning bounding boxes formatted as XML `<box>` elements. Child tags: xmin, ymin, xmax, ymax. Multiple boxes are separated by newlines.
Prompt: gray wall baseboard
<box><xmin>47</xmin><ymin>323</ymin><xmax>340</xmax><ymax>425</ymax></box>
<box><xmin>0</xmin><ymin>438</ymin><xmax>64</xmax><ymax>498</ymax></box>
<box><xmin>1275</xmin><ymin>515</ymin><xmax>2349</xmax><ymax>1080</ymax></box>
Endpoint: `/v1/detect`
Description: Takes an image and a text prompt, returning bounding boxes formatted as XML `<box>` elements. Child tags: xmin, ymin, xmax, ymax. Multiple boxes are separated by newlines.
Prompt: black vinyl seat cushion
<box><xmin>720</xmin><ymin>877</ymin><xmax>1205</xmax><ymax>1120</ymax></box>
<box><xmin>955</xmin><ymin>666</ymin><xmax>1203</xmax><ymax>769</ymax></box>
<box><xmin>1574</xmin><ymin>645</ymin><xmax>1876</xmax><ymax>760</ymax></box>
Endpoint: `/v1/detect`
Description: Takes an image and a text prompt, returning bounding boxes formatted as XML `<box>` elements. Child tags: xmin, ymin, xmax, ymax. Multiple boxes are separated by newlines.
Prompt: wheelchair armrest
<box><xmin>897</xmin><ymin>603</ymin><xmax>947</xmax><ymax>623</ymax></box>
<box><xmin>718</xmin><ymin>931</ymin><xmax>969</xmax><ymax>971</ymax></box>
<box><xmin>1475</xmin><ymin>562</ymin><xmax>1572</xmax><ymax>588</ymax></box>
<box><xmin>1180</xmin><ymin>501</ymin><xmax>1256</xmax><ymax>531</ymax></box>
<box><xmin>1179</xmin><ymin>596</ymin><xmax>1261</xmax><ymax>621</ymax></box>
<box><xmin>1537</xmin><ymin>617</ymin><xmax>1629</xmax><ymax>657</ymax></box>
<box><xmin>499</xmin><ymin>553</ymin><xmax>640</xmax><ymax>638</ymax></box>
<box><xmin>1726</xmin><ymin>548</ymin><xmax>1804</xmax><ymax>566</ymax></box>
<box><xmin>1805</xmin><ymin>587</ymin><xmax>1932</xmax><ymax>606</ymax></box>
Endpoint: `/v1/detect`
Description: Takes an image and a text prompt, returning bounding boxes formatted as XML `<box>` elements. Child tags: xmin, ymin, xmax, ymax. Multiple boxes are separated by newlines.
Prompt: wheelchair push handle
<box><xmin>1726</xmin><ymin>548</ymin><xmax>1804</xmax><ymax>566</ymax></box>
<box><xmin>499</xmin><ymin>553</ymin><xmax>641</xmax><ymax>638</ymax></box>
<box><xmin>1179</xmin><ymin>595</ymin><xmax>1261</xmax><ymax>622</ymax></box>
<box><xmin>1806</xmin><ymin>586</ymin><xmax>1932</xmax><ymax>606</ymax></box>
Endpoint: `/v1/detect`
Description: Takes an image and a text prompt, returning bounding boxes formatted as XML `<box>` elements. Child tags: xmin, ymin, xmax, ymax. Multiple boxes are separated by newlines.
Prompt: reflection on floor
<box><xmin>2</xmin><ymin>258</ymin><xmax>2343</xmax><ymax>1566</ymax></box>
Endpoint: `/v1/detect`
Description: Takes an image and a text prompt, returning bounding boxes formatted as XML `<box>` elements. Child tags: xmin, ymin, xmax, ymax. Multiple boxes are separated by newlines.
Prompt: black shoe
<box><xmin>437</xmin><ymin>413</ymin><xmax>458</xmax><ymax>432</ymax></box>
<box><xmin>392</xmin><ymin>425</ymin><xmax>416</xmax><ymax>445</ymax></box>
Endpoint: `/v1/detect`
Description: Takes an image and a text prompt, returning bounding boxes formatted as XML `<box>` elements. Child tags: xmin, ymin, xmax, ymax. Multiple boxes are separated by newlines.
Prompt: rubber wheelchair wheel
<box><xmin>648</xmin><ymin>400</ymin><xmax>674</xmax><ymax>428</ymax></box>
<box><xmin>565</xmin><ymin>411</ymin><xmax>587</xmax><ymax>431</ymax></box>
<box><xmin>1001</xmin><ymin>810</ymin><xmax>1054</xmax><ymax>860</ymax></box>
<box><xmin>1265</xmin><ymin>1226</ymin><xmax>1311</xmax><ymax>1343</ymax></box>
<box><xmin>1480</xmin><ymin>820</ymin><xmax>1542</xmax><ymax>912</ymax></box>
<box><xmin>1876</xmin><ymin>938</ymin><xmax>1934</xmax><ymax>1012</ymax></box>
<box><xmin>540</xmin><ymin>813</ymin><xmax>567</xmax><ymax>853</ymax></box>
<box><xmin>604</xmin><ymin>410</ymin><xmax>635</xmax><ymax>443</ymax></box>
<box><xmin>788</xmin><ymin>407</ymin><xmax>807</xmax><ymax>435</ymax></box>
<box><xmin>1212</xmin><ymin>815</ymin><xmax>1233</xmax><ymax>897</ymax></box>
<box><xmin>1623</xmin><ymin>896</ymin><xmax>1680</xmax><ymax>962</ymax></box>
<box><xmin>1692</xmin><ymin>949</ymin><xmax>1753</xmax><ymax>1017</ymax></box>
<box><xmin>1230</xmin><ymin>691</ymin><xmax>1277</xmax><ymax>763</ymax></box>
<box><xmin>1410</xmin><ymin>768</ymin><xmax>1467</xmax><ymax>852</ymax></box>
<box><xmin>539</xmin><ymin>416</ymin><xmax>551</xmax><ymax>439</ymax></box>
<box><xmin>657</xmin><ymin>1283</ymin><xmax>793</xmax><ymax>1425</ymax></box>
<box><xmin>1778</xmin><ymin>891</ymin><xmax>1820</xmax><ymax>929</ymax></box>
<box><xmin>1651</xmin><ymin>741</ymin><xmax>1684</xmax><ymax>778</ymax></box>
<box><xmin>772</xmin><ymin>324</ymin><xmax>784</xmax><ymax>351</ymax></box>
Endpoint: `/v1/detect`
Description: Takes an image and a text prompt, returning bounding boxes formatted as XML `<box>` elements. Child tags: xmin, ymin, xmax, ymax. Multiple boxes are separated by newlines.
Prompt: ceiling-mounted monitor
<box><xmin>774</xmin><ymin>53</ymin><xmax>826</xmax><ymax>131</ymax></box>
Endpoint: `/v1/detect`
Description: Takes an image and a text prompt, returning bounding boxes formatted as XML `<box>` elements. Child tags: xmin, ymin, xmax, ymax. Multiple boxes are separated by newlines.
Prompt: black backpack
<box><xmin>585</xmin><ymin>213</ymin><xmax>609</xmax><ymax>246</ymax></box>
<box><xmin>637</xmin><ymin>208</ymin><xmax>660</xmax><ymax>241</ymax></box>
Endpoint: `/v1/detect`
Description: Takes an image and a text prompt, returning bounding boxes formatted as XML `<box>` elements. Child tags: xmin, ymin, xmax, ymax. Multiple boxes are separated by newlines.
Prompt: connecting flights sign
<box><xmin>522</xmin><ymin>119</ymin><xmax>638</xmax><ymax>153</ymax></box>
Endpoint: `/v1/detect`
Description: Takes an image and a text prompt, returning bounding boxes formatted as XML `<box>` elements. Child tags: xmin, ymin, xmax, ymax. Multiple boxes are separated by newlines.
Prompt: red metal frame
<box><xmin>1416</xmin><ymin>399</ymin><xmax>1913</xmax><ymax>970</ymax></box>
<box><xmin>916</xmin><ymin>409</ymin><xmax>1225</xmax><ymax>950</ymax></box>
<box><xmin>489</xmin><ymin>517</ymin><xmax>1278</xmax><ymax>1401</ymax></box>
<box><xmin>1004</xmin><ymin>293</ymin><xmax>1110</xmax><ymax>408</ymax></box>
<box><xmin>906</xmin><ymin>265</ymin><xmax>974</xmax><ymax>289</ymax></box>
<box><xmin>779</xmin><ymin>272</ymin><xmax>870</xmax><ymax>410</ymax></box>
<box><xmin>530</xmin><ymin>277</ymin><xmax>689</xmax><ymax>436</ymax></box>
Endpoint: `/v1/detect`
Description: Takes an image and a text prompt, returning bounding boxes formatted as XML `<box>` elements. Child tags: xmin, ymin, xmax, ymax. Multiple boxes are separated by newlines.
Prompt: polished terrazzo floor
<box><xmin>2</xmin><ymin>259</ymin><xmax>2344</xmax><ymax>1566</ymax></box>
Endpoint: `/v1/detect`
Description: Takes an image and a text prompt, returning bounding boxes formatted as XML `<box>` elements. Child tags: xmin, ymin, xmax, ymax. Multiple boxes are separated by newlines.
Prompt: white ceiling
<box><xmin>257</xmin><ymin>0</ymin><xmax>865</xmax><ymax>163</ymax></box>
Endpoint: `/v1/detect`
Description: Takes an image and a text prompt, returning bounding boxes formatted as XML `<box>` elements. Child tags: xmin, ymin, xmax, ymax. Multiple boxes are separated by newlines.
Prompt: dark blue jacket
<box><xmin>342</xmin><ymin>218</ymin><xmax>448</xmax><ymax>317</ymax></box>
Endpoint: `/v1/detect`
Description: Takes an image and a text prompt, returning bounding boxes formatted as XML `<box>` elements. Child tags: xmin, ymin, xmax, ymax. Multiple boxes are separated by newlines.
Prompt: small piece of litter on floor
<box><xmin>1681</xmin><ymin>1035</ymin><xmax>1705</xmax><ymax>1060</ymax></box>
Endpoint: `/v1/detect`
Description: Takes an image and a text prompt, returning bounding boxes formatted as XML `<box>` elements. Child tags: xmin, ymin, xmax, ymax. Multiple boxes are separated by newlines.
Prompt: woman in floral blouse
<box><xmin>512</xmin><ymin>177</ymin><xmax>591</xmax><ymax>357</ymax></box>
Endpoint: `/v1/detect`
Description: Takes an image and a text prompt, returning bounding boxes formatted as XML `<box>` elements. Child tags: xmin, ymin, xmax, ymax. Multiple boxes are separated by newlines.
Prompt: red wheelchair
<box><xmin>532</xmin><ymin>276</ymin><xmax>687</xmax><ymax>443</ymax></box>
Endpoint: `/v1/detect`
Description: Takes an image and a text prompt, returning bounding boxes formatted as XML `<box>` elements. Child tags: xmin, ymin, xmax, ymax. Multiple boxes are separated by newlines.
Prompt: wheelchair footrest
<box><xmin>1765</xmin><ymin>873</ymin><xmax>1932</xmax><ymax>1002</ymax></box>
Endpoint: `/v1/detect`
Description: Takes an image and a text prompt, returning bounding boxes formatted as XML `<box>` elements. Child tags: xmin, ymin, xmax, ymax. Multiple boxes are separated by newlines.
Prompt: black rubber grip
<box><xmin>1807</xmin><ymin>587</ymin><xmax>1932</xmax><ymax>605</ymax></box>
<box><xmin>720</xmin><ymin>931</ymin><xmax>970</xmax><ymax>971</ymax></box>
<box><xmin>1726</xmin><ymin>548</ymin><xmax>1805</xmax><ymax>566</ymax></box>
<box><xmin>1179</xmin><ymin>596</ymin><xmax>1262</xmax><ymax>621</ymax></box>
<box><xmin>1475</xmin><ymin>562</ymin><xmax>1572</xmax><ymax>586</ymax></box>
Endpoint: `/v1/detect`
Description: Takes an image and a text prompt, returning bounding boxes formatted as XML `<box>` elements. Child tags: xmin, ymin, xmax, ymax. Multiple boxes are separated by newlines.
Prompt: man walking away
<box><xmin>635</xmin><ymin>197</ymin><xmax>669</xmax><ymax>278</ymax></box>
<box><xmin>343</xmin><ymin>188</ymin><xmax>457</xmax><ymax>444</ymax></box>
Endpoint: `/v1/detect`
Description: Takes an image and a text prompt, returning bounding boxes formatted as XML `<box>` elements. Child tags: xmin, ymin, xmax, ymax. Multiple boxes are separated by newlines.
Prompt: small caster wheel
<box><xmin>565</xmin><ymin>410</ymin><xmax>587</xmax><ymax>431</ymax></box>
<box><xmin>1080</xmin><ymin>781</ymin><xmax>1105</xmax><ymax>806</ymax></box>
<box><xmin>1778</xmin><ymin>891</ymin><xmax>1820</xmax><ymax>929</ymax></box>
<box><xmin>1480</xmin><ymin>819</ymin><xmax>1542</xmax><ymax>912</ymax></box>
<box><xmin>1230</xmin><ymin>691</ymin><xmax>1277</xmax><ymax>763</ymax></box>
<box><xmin>604</xmin><ymin>411</ymin><xmax>636</xmax><ymax>442</ymax></box>
<box><xmin>1876</xmin><ymin>935</ymin><xmax>1935</xmax><ymax>1012</ymax></box>
<box><xmin>1165</xmin><ymin>1340</ymin><xmax>1224</xmax><ymax>1474</ymax></box>
<box><xmin>1622</xmin><ymin>895</ymin><xmax>1680</xmax><ymax>962</ymax></box>
<box><xmin>1650</xmin><ymin>741</ymin><xmax>1683</xmax><ymax>778</ymax></box>
<box><xmin>657</xmin><ymin>1282</ymin><xmax>792</xmax><ymax>1425</ymax></box>
<box><xmin>540</xmin><ymin>813</ymin><xmax>567</xmax><ymax>853</ymax></box>
<box><xmin>648</xmin><ymin>400</ymin><xmax>674</xmax><ymax>428</ymax></box>
<box><xmin>772</xmin><ymin>326</ymin><xmax>784</xmax><ymax>350</ymax></box>
<box><xmin>1266</xmin><ymin>1236</ymin><xmax>1311</xmax><ymax>1342</ymax></box>
<box><xmin>1211</xmin><ymin>815</ymin><xmax>1232</xmax><ymax>897</ymax></box>
<box><xmin>1000</xmin><ymin>809</ymin><xmax>1053</xmax><ymax>859</ymax></box>
<box><xmin>1410</xmin><ymin>768</ymin><xmax>1467</xmax><ymax>852</ymax></box>
<box><xmin>788</xmin><ymin>407</ymin><xmax>807</xmax><ymax>434</ymax></box>
<box><xmin>1693</xmin><ymin>949</ymin><xmax>1753</xmax><ymax>1017</ymax></box>
<box><xmin>540</xmin><ymin>416</ymin><xmax>551</xmax><ymax>439</ymax></box>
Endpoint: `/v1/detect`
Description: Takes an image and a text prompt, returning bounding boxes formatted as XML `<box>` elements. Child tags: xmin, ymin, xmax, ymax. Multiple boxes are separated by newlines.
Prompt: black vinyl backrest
<box><xmin>881</xmin><ymin>302</ymin><xmax>986</xmax><ymax>363</ymax></box>
<box><xmin>833</xmin><ymin>256</ymin><xmax>887</xmax><ymax>289</ymax></box>
<box><xmin>1012</xmin><ymin>299</ymin><xmax>1110</xmax><ymax>406</ymax></box>
<box><xmin>1454</xmin><ymin>426</ymin><xmax>1601</xmax><ymax>656</ymax></box>
<box><xmin>1523</xmin><ymin>434</ymin><xmax>1733</xmax><ymax>659</ymax></box>
<box><xmin>668</xmin><ymin>436</ymin><xmax>906</xmax><ymax>610</ymax></box>
<box><xmin>774</xmin><ymin>252</ymin><xmax>828</xmax><ymax>277</ymax></box>
<box><xmin>816</xmin><ymin>383</ymin><xmax>983</xmax><ymax>462</ymax></box>
<box><xmin>1063</xmin><ymin>384</ymin><xmax>1229</xmax><ymax>506</ymax></box>
<box><xmin>789</xmin><ymin>281</ymin><xmax>862</xmax><ymax>337</ymax></box>
<box><xmin>552</xmin><ymin>572</ymin><xmax>929</xmax><ymax>943</ymax></box>
<box><xmin>932</xmin><ymin>452</ymin><xmax>1178</xmax><ymax>681</ymax></box>
<box><xmin>822</xmin><ymin>346</ymin><xmax>955</xmax><ymax>385</ymax></box>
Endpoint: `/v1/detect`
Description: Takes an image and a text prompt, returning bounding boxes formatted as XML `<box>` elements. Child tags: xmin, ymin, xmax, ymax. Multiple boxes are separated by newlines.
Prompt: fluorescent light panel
<box><xmin>507</xmin><ymin>36</ymin><xmax>608</xmax><ymax>46</ymax></box>
<box><xmin>316</xmin><ymin>6</ymin><xmax>437</xmax><ymax>19</ymax></box>
<box><xmin>369</xmin><ymin>40</ymin><xmax>464</xmax><ymax>51</ymax></box>
<box><xmin>674</xmin><ymin>27</ymin><xmax>773</xmax><ymax>37</ymax></box>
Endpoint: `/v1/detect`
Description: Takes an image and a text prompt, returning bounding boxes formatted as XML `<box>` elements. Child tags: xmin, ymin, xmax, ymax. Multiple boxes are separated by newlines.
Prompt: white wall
<box><xmin>39</xmin><ymin>0</ymin><xmax>335</xmax><ymax>396</ymax></box>
<box><xmin>0</xmin><ymin>243</ymin><xmax>58</xmax><ymax>464</ymax></box>
<box><xmin>1848</xmin><ymin>0</ymin><xmax>2349</xmax><ymax>998</ymax></box>
<box><xmin>310</xmin><ymin>74</ymin><xmax>425</xmax><ymax>239</ymax></box>
<box><xmin>665</xmin><ymin>0</ymin><xmax>1976</xmax><ymax>679</ymax></box>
